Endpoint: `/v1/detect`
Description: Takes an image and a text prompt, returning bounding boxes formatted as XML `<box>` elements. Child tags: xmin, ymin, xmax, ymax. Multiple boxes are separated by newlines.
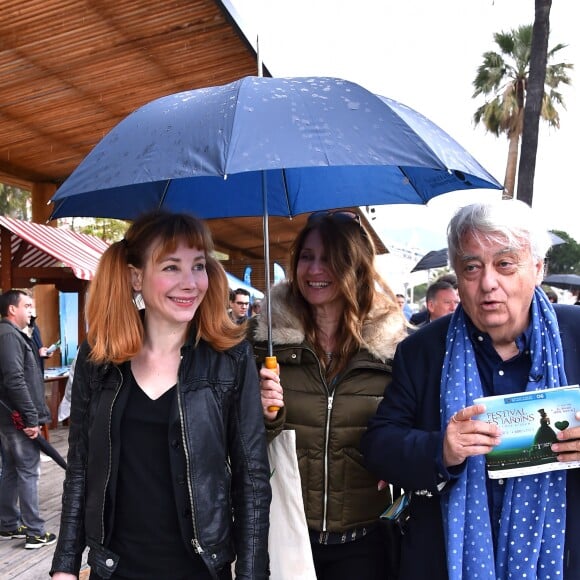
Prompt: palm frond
<box><xmin>472</xmin><ymin>22</ymin><xmax>571</xmax><ymax>143</ymax></box>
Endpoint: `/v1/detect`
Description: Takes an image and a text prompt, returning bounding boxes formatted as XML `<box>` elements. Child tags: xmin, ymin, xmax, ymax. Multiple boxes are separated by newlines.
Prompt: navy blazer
<box><xmin>362</xmin><ymin>304</ymin><xmax>580</xmax><ymax>580</ymax></box>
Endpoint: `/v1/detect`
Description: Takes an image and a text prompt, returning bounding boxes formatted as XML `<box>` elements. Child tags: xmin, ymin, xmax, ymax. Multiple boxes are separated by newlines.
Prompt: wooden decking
<box><xmin>0</xmin><ymin>426</ymin><xmax>89</xmax><ymax>580</ymax></box>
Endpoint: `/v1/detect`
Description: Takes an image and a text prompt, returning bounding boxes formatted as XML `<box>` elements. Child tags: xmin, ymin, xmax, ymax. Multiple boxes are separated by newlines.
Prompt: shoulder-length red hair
<box><xmin>87</xmin><ymin>211</ymin><xmax>245</xmax><ymax>364</ymax></box>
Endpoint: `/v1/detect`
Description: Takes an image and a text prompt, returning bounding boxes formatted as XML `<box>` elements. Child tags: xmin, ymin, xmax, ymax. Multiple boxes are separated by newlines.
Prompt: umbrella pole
<box><xmin>262</xmin><ymin>171</ymin><xmax>281</xmax><ymax>412</ymax></box>
<box><xmin>261</xmin><ymin>170</ymin><xmax>273</xmax><ymax>357</ymax></box>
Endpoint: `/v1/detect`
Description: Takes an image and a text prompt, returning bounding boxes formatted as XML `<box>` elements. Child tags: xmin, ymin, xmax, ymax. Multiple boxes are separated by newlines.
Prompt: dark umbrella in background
<box><xmin>49</xmin><ymin>75</ymin><xmax>503</xmax><ymax>380</ymax></box>
<box><xmin>0</xmin><ymin>399</ymin><xmax>67</xmax><ymax>470</ymax></box>
<box><xmin>542</xmin><ymin>273</ymin><xmax>580</xmax><ymax>291</ymax></box>
<box><xmin>410</xmin><ymin>249</ymin><xmax>449</xmax><ymax>273</ymax></box>
<box><xmin>411</xmin><ymin>232</ymin><xmax>567</xmax><ymax>273</ymax></box>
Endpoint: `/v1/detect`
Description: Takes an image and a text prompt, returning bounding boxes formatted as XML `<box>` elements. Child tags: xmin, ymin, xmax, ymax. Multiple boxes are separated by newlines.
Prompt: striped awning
<box><xmin>0</xmin><ymin>216</ymin><xmax>108</xmax><ymax>282</ymax></box>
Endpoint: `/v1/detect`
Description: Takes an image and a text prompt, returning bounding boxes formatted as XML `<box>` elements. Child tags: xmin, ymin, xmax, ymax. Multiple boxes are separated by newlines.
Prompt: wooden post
<box><xmin>1</xmin><ymin>226</ymin><xmax>13</xmax><ymax>291</ymax></box>
<box><xmin>31</xmin><ymin>182</ymin><xmax>57</xmax><ymax>225</ymax></box>
<box><xmin>31</xmin><ymin>183</ymin><xmax>61</xmax><ymax>365</ymax></box>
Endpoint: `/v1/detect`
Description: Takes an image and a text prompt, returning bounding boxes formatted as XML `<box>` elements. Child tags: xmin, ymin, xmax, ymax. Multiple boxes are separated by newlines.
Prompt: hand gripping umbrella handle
<box><xmin>0</xmin><ymin>401</ymin><xmax>67</xmax><ymax>470</ymax></box>
<box><xmin>265</xmin><ymin>356</ymin><xmax>280</xmax><ymax>413</ymax></box>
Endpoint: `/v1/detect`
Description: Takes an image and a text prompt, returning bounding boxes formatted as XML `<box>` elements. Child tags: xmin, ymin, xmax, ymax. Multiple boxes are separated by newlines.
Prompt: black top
<box><xmin>109</xmin><ymin>372</ymin><xmax>208</xmax><ymax>580</ymax></box>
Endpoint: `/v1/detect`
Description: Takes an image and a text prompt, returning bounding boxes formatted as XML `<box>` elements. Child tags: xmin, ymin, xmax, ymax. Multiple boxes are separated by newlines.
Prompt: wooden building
<box><xmin>0</xmin><ymin>0</ymin><xmax>270</xmax><ymax>343</ymax></box>
<box><xmin>0</xmin><ymin>0</ymin><xmax>385</xmax><ymax>344</ymax></box>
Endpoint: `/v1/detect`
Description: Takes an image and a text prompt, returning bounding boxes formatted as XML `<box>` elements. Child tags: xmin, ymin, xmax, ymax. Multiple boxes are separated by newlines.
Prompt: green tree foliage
<box><xmin>71</xmin><ymin>217</ymin><xmax>129</xmax><ymax>243</ymax></box>
<box><xmin>545</xmin><ymin>230</ymin><xmax>580</xmax><ymax>274</ymax></box>
<box><xmin>472</xmin><ymin>24</ymin><xmax>572</xmax><ymax>199</ymax></box>
<box><xmin>413</xmin><ymin>282</ymin><xmax>428</xmax><ymax>305</ymax></box>
<box><xmin>0</xmin><ymin>184</ymin><xmax>31</xmax><ymax>219</ymax></box>
<box><xmin>0</xmin><ymin>184</ymin><xmax>126</xmax><ymax>245</ymax></box>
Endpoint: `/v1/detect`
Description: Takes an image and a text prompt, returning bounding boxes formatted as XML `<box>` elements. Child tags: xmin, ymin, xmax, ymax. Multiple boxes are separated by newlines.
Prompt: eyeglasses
<box><xmin>307</xmin><ymin>210</ymin><xmax>360</xmax><ymax>225</ymax></box>
<box><xmin>235</xmin><ymin>301</ymin><xmax>250</xmax><ymax>306</ymax></box>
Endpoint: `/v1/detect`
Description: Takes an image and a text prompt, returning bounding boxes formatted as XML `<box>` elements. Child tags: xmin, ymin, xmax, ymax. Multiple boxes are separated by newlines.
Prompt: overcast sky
<box><xmin>227</xmin><ymin>0</ymin><xmax>579</xmax><ymax>250</ymax></box>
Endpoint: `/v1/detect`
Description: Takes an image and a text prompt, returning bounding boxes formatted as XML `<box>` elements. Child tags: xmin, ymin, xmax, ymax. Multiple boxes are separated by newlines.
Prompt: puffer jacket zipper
<box><xmin>322</xmin><ymin>391</ymin><xmax>335</xmax><ymax>531</ymax></box>
<box><xmin>276</xmin><ymin>345</ymin><xmax>362</xmax><ymax>532</ymax></box>
<box><xmin>318</xmin><ymin>355</ymin><xmax>354</xmax><ymax>532</ymax></box>
<box><xmin>308</xmin><ymin>346</ymin><xmax>335</xmax><ymax>533</ymax></box>
<box><xmin>176</xmin><ymin>354</ymin><xmax>204</xmax><ymax>555</ymax></box>
<box><xmin>99</xmin><ymin>365</ymin><xmax>124</xmax><ymax>544</ymax></box>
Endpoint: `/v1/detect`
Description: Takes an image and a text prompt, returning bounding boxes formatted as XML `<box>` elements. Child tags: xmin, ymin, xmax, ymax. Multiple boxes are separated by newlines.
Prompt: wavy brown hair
<box><xmin>288</xmin><ymin>211</ymin><xmax>401</xmax><ymax>378</ymax></box>
<box><xmin>87</xmin><ymin>210</ymin><xmax>245</xmax><ymax>364</ymax></box>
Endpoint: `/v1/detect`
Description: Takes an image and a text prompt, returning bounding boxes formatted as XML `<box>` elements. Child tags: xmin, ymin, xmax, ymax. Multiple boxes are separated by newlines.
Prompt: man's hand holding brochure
<box><xmin>474</xmin><ymin>385</ymin><xmax>580</xmax><ymax>478</ymax></box>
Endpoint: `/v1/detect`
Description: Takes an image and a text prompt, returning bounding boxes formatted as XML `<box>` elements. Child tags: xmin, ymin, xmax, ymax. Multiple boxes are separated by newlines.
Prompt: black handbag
<box><xmin>380</xmin><ymin>488</ymin><xmax>411</xmax><ymax>580</ymax></box>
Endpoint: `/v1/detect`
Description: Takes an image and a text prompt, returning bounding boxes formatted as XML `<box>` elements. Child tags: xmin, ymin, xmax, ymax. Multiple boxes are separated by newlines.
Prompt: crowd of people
<box><xmin>1</xmin><ymin>200</ymin><xmax>579</xmax><ymax>579</ymax></box>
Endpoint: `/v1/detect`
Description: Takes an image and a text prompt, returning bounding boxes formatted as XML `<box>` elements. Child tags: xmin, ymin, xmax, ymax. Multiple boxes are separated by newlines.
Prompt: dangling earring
<box><xmin>133</xmin><ymin>292</ymin><xmax>145</xmax><ymax>310</ymax></box>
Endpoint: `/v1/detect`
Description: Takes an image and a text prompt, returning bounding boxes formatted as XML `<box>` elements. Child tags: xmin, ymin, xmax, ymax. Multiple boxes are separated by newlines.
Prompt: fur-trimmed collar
<box><xmin>253</xmin><ymin>281</ymin><xmax>407</xmax><ymax>362</ymax></box>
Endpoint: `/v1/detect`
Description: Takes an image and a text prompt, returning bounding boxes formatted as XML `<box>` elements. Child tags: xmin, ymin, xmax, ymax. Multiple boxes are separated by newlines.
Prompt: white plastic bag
<box><xmin>267</xmin><ymin>430</ymin><xmax>317</xmax><ymax>580</ymax></box>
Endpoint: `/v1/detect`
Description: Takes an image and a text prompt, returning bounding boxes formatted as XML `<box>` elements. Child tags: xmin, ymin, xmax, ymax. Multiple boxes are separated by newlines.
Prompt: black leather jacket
<box><xmin>50</xmin><ymin>333</ymin><xmax>271</xmax><ymax>579</ymax></box>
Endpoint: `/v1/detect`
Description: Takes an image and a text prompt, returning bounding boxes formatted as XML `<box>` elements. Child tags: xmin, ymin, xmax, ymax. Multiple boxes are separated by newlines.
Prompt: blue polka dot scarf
<box><xmin>440</xmin><ymin>288</ymin><xmax>568</xmax><ymax>579</ymax></box>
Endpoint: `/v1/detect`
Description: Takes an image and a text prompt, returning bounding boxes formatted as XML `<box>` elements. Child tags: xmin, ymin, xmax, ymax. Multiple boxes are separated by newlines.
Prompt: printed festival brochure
<box><xmin>474</xmin><ymin>385</ymin><xmax>580</xmax><ymax>479</ymax></box>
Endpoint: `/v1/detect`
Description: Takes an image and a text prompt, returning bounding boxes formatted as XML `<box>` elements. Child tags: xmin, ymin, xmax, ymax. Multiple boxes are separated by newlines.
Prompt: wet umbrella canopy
<box><xmin>50</xmin><ymin>76</ymin><xmax>502</xmax><ymax>221</ymax></box>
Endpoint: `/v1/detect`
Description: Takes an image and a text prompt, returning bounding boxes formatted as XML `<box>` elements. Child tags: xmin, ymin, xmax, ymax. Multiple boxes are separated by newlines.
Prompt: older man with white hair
<box><xmin>362</xmin><ymin>200</ymin><xmax>580</xmax><ymax>580</ymax></box>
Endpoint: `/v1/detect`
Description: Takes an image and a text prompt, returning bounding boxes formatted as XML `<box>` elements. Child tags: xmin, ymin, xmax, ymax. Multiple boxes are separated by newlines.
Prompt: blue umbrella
<box><xmin>50</xmin><ymin>76</ymin><xmax>501</xmax><ymax>220</ymax></box>
<box><xmin>49</xmin><ymin>75</ymin><xmax>502</xmax><ymax>355</ymax></box>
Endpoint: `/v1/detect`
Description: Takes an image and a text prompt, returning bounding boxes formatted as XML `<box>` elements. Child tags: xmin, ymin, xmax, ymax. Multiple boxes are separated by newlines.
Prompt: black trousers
<box><xmin>89</xmin><ymin>560</ymin><xmax>231</xmax><ymax>580</ymax></box>
<box><xmin>310</xmin><ymin>526</ymin><xmax>392</xmax><ymax>580</ymax></box>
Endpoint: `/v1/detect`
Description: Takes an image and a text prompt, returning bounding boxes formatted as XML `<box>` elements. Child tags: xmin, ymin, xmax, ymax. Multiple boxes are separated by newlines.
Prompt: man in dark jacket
<box><xmin>415</xmin><ymin>279</ymin><xmax>459</xmax><ymax>327</ymax></box>
<box><xmin>0</xmin><ymin>289</ymin><xmax>56</xmax><ymax>549</ymax></box>
<box><xmin>362</xmin><ymin>201</ymin><xmax>580</xmax><ymax>580</ymax></box>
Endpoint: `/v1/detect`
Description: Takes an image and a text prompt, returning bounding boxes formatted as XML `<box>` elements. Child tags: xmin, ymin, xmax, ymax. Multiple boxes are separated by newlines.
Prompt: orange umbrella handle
<box><xmin>265</xmin><ymin>355</ymin><xmax>280</xmax><ymax>413</ymax></box>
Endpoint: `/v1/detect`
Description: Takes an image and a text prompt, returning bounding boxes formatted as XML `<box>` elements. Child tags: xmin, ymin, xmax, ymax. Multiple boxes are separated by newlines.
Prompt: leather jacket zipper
<box><xmin>176</xmin><ymin>355</ymin><xmax>204</xmax><ymax>554</ymax></box>
<box><xmin>100</xmin><ymin>365</ymin><xmax>123</xmax><ymax>543</ymax></box>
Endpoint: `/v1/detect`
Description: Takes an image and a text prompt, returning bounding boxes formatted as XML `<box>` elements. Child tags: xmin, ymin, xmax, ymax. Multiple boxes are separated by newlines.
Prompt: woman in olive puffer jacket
<box><xmin>254</xmin><ymin>211</ymin><xmax>408</xmax><ymax>580</ymax></box>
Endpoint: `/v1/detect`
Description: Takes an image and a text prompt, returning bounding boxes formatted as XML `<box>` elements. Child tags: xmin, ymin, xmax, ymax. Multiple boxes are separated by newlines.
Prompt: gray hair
<box><xmin>447</xmin><ymin>199</ymin><xmax>553</xmax><ymax>266</ymax></box>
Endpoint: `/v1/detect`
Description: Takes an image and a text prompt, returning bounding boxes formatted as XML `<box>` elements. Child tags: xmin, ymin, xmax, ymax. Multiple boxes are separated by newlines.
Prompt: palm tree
<box><xmin>472</xmin><ymin>24</ymin><xmax>572</xmax><ymax>199</ymax></box>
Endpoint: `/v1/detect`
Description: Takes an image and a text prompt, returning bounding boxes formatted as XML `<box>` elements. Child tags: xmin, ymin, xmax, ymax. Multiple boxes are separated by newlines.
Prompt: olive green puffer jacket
<box><xmin>252</xmin><ymin>282</ymin><xmax>407</xmax><ymax>534</ymax></box>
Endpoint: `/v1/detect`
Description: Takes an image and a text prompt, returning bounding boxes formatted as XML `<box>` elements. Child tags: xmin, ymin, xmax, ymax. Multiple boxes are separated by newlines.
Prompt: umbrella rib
<box><xmin>399</xmin><ymin>166</ymin><xmax>429</xmax><ymax>204</ymax></box>
<box><xmin>158</xmin><ymin>180</ymin><xmax>172</xmax><ymax>210</ymax></box>
<box><xmin>281</xmin><ymin>168</ymin><xmax>291</xmax><ymax>216</ymax></box>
